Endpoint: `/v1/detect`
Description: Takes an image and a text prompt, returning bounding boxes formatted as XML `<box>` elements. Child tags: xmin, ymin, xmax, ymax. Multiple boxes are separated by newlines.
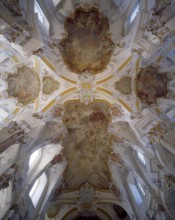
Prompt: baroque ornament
<box><xmin>78</xmin><ymin>71</ymin><xmax>95</xmax><ymax>105</ymax></box>
<box><xmin>59</xmin><ymin>7</ymin><xmax>114</xmax><ymax>74</ymax></box>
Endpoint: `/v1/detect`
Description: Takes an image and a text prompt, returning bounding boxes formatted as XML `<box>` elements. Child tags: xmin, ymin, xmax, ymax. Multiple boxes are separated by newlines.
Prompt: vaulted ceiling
<box><xmin>0</xmin><ymin>0</ymin><xmax>175</xmax><ymax>220</ymax></box>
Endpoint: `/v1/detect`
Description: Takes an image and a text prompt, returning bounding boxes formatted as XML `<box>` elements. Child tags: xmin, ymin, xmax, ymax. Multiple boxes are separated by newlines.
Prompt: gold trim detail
<box><xmin>118</xmin><ymin>56</ymin><xmax>132</xmax><ymax>71</ymax></box>
<box><xmin>63</xmin><ymin>99</ymin><xmax>112</xmax><ymax>108</ymax></box>
<box><xmin>41</xmin><ymin>57</ymin><xmax>56</xmax><ymax>72</ymax></box>
<box><xmin>81</xmin><ymin>83</ymin><xmax>92</xmax><ymax>89</ymax></box>
<box><xmin>42</xmin><ymin>99</ymin><xmax>56</xmax><ymax>112</ymax></box>
<box><xmin>117</xmin><ymin>98</ymin><xmax>132</xmax><ymax>112</ymax></box>
<box><xmin>11</xmin><ymin>55</ymin><xmax>19</xmax><ymax>63</ymax></box>
<box><xmin>34</xmin><ymin>99</ymin><xmax>39</xmax><ymax>111</ymax></box>
<box><xmin>34</xmin><ymin>57</ymin><xmax>39</xmax><ymax>71</ymax></box>
<box><xmin>12</xmin><ymin>107</ymin><xmax>20</xmax><ymax>115</ymax></box>
<box><xmin>96</xmin><ymin>87</ymin><xmax>113</xmax><ymax>95</ymax></box>
<box><xmin>61</xmin><ymin>75</ymin><xmax>77</xmax><ymax>84</ymax></box>
<box><xmin>136</xmin><ymin>57</ymin><xmax>140</xmax><ymax>72</ymax></box>
<box><xmin>136</xmin><ymin>100</ymin><xmax>141</xmax><ymax>112</ymax></box>
<box><xmin>96</xmin><ymin>75</ymin><xmax>113</xmax><ymax>84</ymax></box>
<box><xmin>61</xmin><ymin>208</ymin><xmax>77</xmax><ymax>220</ymax></box>
<box><xmin>60</xmin><ymin>87</ymin><xmax>77</xmax><ymax>96</ymax></box>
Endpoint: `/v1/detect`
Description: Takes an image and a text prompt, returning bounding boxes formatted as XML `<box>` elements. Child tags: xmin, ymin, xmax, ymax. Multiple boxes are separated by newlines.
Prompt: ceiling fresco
<box><xmin>62</xmin><ymin>102</ymin><xmax>112</xmax><ymax>190</ymax></box>
<box><xmin>7</xmin><ymin>66</ymin><xmax>40</xmax><ymax>105</ymax></box>
<box><xmin>136</xmin><ymin>65</ymin><xmax>168</xmax><ymax>104</ymax></box>
<box><xmin>42</xmin><ymin>76</ymin><xmax>59</xmax><ymax>94</ymax></box>
<box><xmin>59</xmin><ymin>7</ymin><xmax>114</xmax><ymax>74</ymax></box>
<box><xmin>115</xmin><ymin>77</ymin><xmax>132</xmax><ymax>95</ymax></box>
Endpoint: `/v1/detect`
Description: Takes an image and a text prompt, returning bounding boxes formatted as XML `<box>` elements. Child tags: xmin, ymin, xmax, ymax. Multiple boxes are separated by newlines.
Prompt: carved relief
<box><xmin>136</xmin><ymin>66</ymin><xmax>168</xmax><ymax>104</ymax></box>
<box><xmin>0</xmin><ymin>0</ymin><xmax>32</xmax><ymax>43</ymax></box>
<box><xmin>111</xmin><ymin>153</ymin><xmax>125</xmax><ymax>167</ymax></box>
<box><xmin>143</xmin><ymin>17</ymin><xmax>172</xmax><ymax>43</ymax></box>
<box><xmin>152</xmin><ymin>0</ymin><xmax>172</xmax><ymax>17</ymax></box>
<box><xmin>42</xmin><ymin>77</ymin><xmax>59</xmax><ymax>94</ymax></box>
<box><xmin>51</xmin><ymin>105</ymin><xmax>64</xmax><ymax>118</ymax></box>
<box><xmin>62</xmin><ymin>102</ymin><xmax>112</xmax><ymax>190</ymax></box>
<box><xmin>59</xmin><ymin>8</ymin><xmax>114</xmax><ymax>74</ymax></box>
<box><xmin>1</xmin><ymin>0</ymin><xmax>22</xmax><ymax>16</ymax></box>
<box><xmin>111</xmin><ymin>135</ymin><xmax>124</xmax><ymax>143</ymax></box>
<box><xmin>111</xmin><ymin>105</ymin><xmax>123</xmax><ymax>117</ymax></box>
<box><xmin>2</xmin><ymin>16</ymin><xmax>31</xmax><ymax>43</ymax></box>
<box><xmin>115</xmin><ymin>77</ymin><xmax>132</xmax><ymax>95</ymax></box>
<box><xmin>0</xmin><ymin>164</ymin><xmax>17</xmax><ymax>189</ymax></box>
<box><xmin>0</xmin><ymin>173</ymin><xmax>12</xmax><ymax>189</ymax></box>
<box><xmin>164</xmin><ymin>174</ymin><xmax>175</xmax><ymax>189</ymax></box>
<box><xmin>7</xmin><ymin>66</ymin><xmax>40</xmax><ymax>105</ymax></box>
<box><xmin>79</xmin><ymin>182</ymin><xmax>96</xmax><ymax>213</ymax></box>
<box><xmin>142</xmin><ymin>0</ymin><xmax>174</xmax><ymax>44</ymax></box>
<box><xmin>111</xmin><ymin>184</ymin><xmax>123</xmax><ymax>200</ymax></box>
<box><xmin>50</xmin><ymin>153</ymin><xmax>65</xmax><ymax>166</ymax></box>
<box><xmin>147</xmin><ymin>122</ymin><xmax>166</xmax><ymax>144</ymax></box>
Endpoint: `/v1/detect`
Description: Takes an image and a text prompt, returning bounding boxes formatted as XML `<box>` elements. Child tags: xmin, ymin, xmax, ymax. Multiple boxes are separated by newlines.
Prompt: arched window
<box><xmin>137</xmin><ymin>181</ymin><xmax>146</xmax><ymax>197</ymax></box>
<box><xmin>29</xmin><ymin>172</ymin><xmax>47</xmax><ymax>208</ymax></box>
<box><xmin>129</xmin><ymin>2</ymin><xmax>140</xmax><ymax>24</ymax></box>
<box><xmin>34</xmin><ymin>0</ymin><xmax>49</xmax><ymax>34</ymax></box>
<box><xmin>129</xmin><ymin>179</ymin><xmax>145</xmax><ymax>207</ymax></box>
<box><xmin>137</xmin><ymin>152</ymin><xmax>146</xmax><ymax>167</ymax></box>
<box><xmin>29</xmin><ymin>148</ymin><xmax>42</xmax><ymax>171</ymax></box>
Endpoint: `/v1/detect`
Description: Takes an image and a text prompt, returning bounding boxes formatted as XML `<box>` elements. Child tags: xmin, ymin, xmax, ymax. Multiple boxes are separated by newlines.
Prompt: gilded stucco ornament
<box><xmin>59</xmin><ymin>7</ymin><xmax>114</xmax><ymax>74</ymax></box>
<box><xmin>142</xmin><ymin>0</ymin><xmax>175</xmax><ymax>44</ymax></box>
<box><xmin>0</xmin><ymin>0</ymin><xmax>31</xmax><ymax>43</ymax></box>
<box><xmin>78</xmin><ymin>71</ymin><xmax>96</xmax><ymax>105</ymax></box>
<box><xmin>146</xmin><ymin>122</ymin><xmax>167</xmax><ymax>145</ymax></box>
<box><xmin>164</xmin><ymin>174</ymin><xmax>175</xmax><ymax>189</ymax></box>
<box><xmin>78</xmin><ymin>182</ymin><xmax>97</xmax><ymax>215</ymax></box>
